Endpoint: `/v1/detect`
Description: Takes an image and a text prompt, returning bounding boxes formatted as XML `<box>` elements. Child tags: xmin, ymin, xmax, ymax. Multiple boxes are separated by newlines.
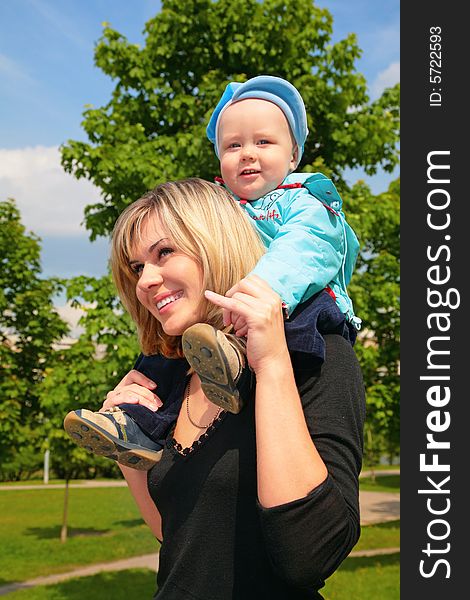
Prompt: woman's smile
<box><xmin>132</xmin><ymin>216</ymin><xmax>205</xmax><ymax>335</ymax></box>
<box><xmin>155</xmin><ymin>290</ymin><xmax>184</xmax><ymax>312</ymax></box>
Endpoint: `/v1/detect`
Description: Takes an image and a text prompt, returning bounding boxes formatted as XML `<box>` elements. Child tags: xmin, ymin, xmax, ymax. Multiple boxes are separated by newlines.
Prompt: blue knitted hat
<box><xmin>206</xmin><ymin>75</ymin><xmax>309</xmax><ymax>163</ymax></box>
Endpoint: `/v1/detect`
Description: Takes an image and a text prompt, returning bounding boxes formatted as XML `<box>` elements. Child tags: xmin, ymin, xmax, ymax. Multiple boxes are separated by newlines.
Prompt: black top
<box><xmin>147</xmin><ymin>335</ymin><xmax>366</xmax><ymax>600</ymax></box>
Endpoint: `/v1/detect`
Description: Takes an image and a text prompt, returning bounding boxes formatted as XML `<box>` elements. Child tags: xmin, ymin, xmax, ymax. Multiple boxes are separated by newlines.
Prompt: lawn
<box><xmin>1</xmin><ymin>569</ymin><xmax>157</xmax><ymax>599</ymax></box>
<box><xmin>323</xmin><ymin>553</ymin><xmax>399</xmax><ymax>600</ymax></box>
<box><xmin>0</xmin><ymin>483</ymin><xmax>399</xmax><ymax>598</ymax></box>
<box><xmin>355</xmin><ymin>520</ymin><xmax>400</xmax><ymax>552</ymax></box>
<box><xmin>359</xmin><ymin>474</ymin><xmax>400</xmax><ymax>493</ymax></box>
<box><xmin>319</xmin><ymin>521</ymin><xmax>400</xmax><ymax>599</ymax></box>
<box><xmin>0</xmin><ymin>486</ymin><xmax>158</xmax><ymax>585</ymax></box>
<box><xmin>2</xmin><ymin>555</ymin><xmax>399</xmax><ymax>600</ymax></box>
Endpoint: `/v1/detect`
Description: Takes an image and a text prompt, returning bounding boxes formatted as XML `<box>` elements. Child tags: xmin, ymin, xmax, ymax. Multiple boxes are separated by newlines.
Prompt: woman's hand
<box><xmin>205</xmin><ymin>274</ymin><xmax>290</xmax><ymax>374</ymax></box>
<box><xmin>208</xmin><ymin>274</ymin><xmax>328</xmax><ymax>508</ymax></box>
<box><xmin>101</xmin><ymin>370</ymin><xmax>162</xmax><ymax>412</ymax></box>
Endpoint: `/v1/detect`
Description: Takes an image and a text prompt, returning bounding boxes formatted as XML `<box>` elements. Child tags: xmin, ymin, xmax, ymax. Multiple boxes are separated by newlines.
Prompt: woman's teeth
<box><xmin>156</xmin><ymin>292</ymin><xmax>183</xmax><ymax>310</ymax></box>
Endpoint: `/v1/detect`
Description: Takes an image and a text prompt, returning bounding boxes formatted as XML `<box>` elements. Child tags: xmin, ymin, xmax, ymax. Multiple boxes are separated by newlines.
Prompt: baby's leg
<box><xmin>64</xmin><ymin>354</ymin><xmax>189</xmax><ymax>469</ymax></box>
<box><xmin>64</xmin><ymin>405</ymin><xmax>163</xmax><ymax>471</ymax></box>
<box><xmin>182</xmin><ymin>324</ymin><xmax>252</xmax><ymax>414</ymax></box>
<box><xmin>284</xmin><ymin>289</ymin><xmax>355</xmax><ymax>363</ymax></box>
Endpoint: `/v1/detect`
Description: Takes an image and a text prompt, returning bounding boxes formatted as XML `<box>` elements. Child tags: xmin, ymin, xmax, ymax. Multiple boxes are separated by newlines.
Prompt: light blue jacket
<box><xmin>228</xmin><ymin>172</ymin><xmax>361</xmax><ymax>327</ymax></box>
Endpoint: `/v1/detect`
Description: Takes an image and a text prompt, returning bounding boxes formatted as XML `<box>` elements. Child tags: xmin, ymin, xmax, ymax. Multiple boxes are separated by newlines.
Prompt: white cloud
<box><xmin>0</xmin><ymin>146</ymin><xmax>101</xmax><ymax>236</ymax></box>
<box><xmin>0</xmin><ymin>53</ymin><xmax>36</xmax><ymax>87</ymax></box>
<box><xmin>26</xmin><ymin>0</ymin><xmax>91</xmax><ymax>50</ymax></box>
<box><xmin>370</xmin><ymin>61</ymin><xmax>400</xmax><ymax>99</ymax></box>
<box><xmin>368</xmin><ymin>22</ymin><xmax>400</xmax><ymax>64</ymax></box>
<box><xmin>55</xmin><ymin>303</ymin><xmax>85</xmax><ymax>339</ymax></box>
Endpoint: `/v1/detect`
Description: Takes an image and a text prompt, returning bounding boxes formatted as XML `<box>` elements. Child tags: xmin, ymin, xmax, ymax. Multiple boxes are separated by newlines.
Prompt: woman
<box><xmin>98</xmin><ymin>178</ymin><xmax>365</xmax><ymax>599</ymax></box>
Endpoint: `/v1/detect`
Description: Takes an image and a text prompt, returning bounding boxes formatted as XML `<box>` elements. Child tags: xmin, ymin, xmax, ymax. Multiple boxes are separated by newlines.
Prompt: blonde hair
<box><xmin>111</xmin><ymin>178</ymin><xmax>265</xmax><ymax>357</ymax></box>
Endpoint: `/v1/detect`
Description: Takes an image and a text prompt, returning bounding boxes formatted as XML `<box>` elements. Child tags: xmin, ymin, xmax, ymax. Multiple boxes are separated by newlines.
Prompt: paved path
<box><xmin>0</xmin><ymin>469</ymin><xmax>400</xmax><ymax>492</ymax></box>
<box><xmin>0</xmin><ymin>481</ymin><xmax>128</xmax><ymax>491</ymax></box>
<box><xmin>0</xmin><ymin>474</ymin><xmax>400</xmax><ymax>596</ymax></box>
<box><xmin>0</xmin><ymin>554</ymin><xmax>159</xmax><ymax>596</ymax></box>
<box><xmin>359</xmin><ymin>490</ymin><xmax>400</xmax><ymax>525</ymax></box>
<box><xmin>358</xmin><ymin>469</ymin><xmax>400</xmax><ymax>525</ymax></box>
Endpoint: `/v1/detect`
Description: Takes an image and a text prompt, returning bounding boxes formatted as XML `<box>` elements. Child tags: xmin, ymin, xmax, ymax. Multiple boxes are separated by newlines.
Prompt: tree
<box><xmin>38</xmin><ymin>273</ymin><xmax>140</xmax><ymax>479</ymax></box>
<box><xmin>60</xmin><ymin>0</ymin><xmax>400</xmax><ymax>460</ymax></box>
<box><xmin>61</xmin><ymin>0</ymin><xmax>399</xmax><ymax>239</ymax></box>
<box><xmin>0</xmin><ymin>199</ymin><xmax>68</xmax><ymax>480</ymax></box>
<box><xmin>346</xmin><ymin>178</ymin><xmax>400</xmax><ymax>463</ymax></box>
<box><xmin>38</xmin><ymin>274</ymin><xmax>140</xmax><ymax>540</ymax></box>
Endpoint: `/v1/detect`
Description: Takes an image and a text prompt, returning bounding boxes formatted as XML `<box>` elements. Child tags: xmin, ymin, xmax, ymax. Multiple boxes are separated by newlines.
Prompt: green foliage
<box><xmin>39</xmin><ymin>275</ymin><xmax>139</xmax><ymax>480</ymax></box>
<box><xmin>0</xmin><ymin>200</ymin><xmax>138</xmax><ymax>481</ymax></box>
<box><xmin>61</xmin><ymin>0</ymin><xmax>399</xmax><ymax>239</ymax></box>
<box><xmin>56</xmin><ymin>0</ymin><xmax>400</xmax><ymax>460</ymax></box>
<box><xmin>345</xmin><ymin>179</ymin><xmax>400</xmax><ymax>459</ymax></box>
<box><xmin>1</xmin><ymin>1</ymin><xmax>401</xmax><ymax>478</ymax></box>
<box><xmin>0</xmin><ymin>199</ymin><xmax>69</xmax><ymax>479</ymax></box>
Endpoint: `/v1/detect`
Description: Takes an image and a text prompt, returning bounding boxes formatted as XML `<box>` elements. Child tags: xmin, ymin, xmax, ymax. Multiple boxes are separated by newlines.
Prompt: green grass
<box><xmin>2</xmin><ymin>556</ymin><xmax>399</xmax><ymax>600</ymax></box>
<box><xmin>0</xmin><ymin>483</ymin><xmax>400</xmax><ymax>598</ymax></box>
<box><xmin>0</xmin><ymin>480</ymin><xmax>85</xmax><ymax>487</ymax></box>
<box><xmin>1</xmin><ymin>569</ymin><xmax>157</xmax><ymax>599</ymax></box>
<box><xmin>323</xmin><ymin>553</ymin><xmax>399</xmax><ymax>599</ymax></box>
<box><xmin>0</xmin><ymin>487</ymin><xmax>158</xmax><ymax>585</ymax></box>
<box><xmin>322</xmin><ymin>521</ymin><xmax>400</xmax><ymax>599</ymax></box>
<box><xmin>359</xmin><ymin>474</ymin><xmax>400</xmax><ymax>493</ymax></box>
<box><xmin>355</xmin><ymin>520</ymin><xmax>400</xmax><ymax>552</ymax></box>
<box><xmin>362</xmin><ymin>464</ymin><xmax>400</xmax><ymax>471</ymax></box>
<box><xmin>0</xmin><ymin>478</ymin><xmax>124</xmax><ymax>487</ymax></box>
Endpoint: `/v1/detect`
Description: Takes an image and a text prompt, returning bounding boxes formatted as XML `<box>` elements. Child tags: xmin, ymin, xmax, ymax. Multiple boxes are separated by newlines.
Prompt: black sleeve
<box><xmin>133</xmin><ymin>353</ymin><xmax>145</xmax><ymax>370</ymax></box>
<box><xmin>257</xmin><ymin>334</ymin><xmax>366</xmax><ymax>589</ymax></box>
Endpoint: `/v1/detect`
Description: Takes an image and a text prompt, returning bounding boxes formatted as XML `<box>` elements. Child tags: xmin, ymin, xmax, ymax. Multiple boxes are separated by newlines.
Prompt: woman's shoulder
<box><xmin>324</xmin><ymin>333</ymin><xmax>361</xmax><ymax>363</ymax></box>
<box><xmin>293</xmin><ymin>334</ymin><xmax>365</xmax><ymax>415</ymax></box>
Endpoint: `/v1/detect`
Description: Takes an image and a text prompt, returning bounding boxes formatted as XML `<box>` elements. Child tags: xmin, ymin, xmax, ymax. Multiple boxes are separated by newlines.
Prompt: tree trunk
<box><xmin>367</xmin><ymin>427</ymin><xmax>376</xmax><ymax>483</ymax></box>
<box><xmin>60</xmin><ymin>478</ymin><xmax>70</xmax><ymax>543</ymax></box>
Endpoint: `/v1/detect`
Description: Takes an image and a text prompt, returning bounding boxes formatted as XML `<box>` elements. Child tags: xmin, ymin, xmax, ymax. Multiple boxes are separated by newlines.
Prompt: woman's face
<box><xmin>130</xmin><ymin>215</ymin><xmax>205</xmax><ymax>336</ymax></box>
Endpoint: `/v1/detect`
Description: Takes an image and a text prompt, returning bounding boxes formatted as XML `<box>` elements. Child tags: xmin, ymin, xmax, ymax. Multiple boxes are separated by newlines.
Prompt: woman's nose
<box><xmin>137</xmin><ymin>263</ymin><xmax>163</xmax><ymax>290</ymax></box>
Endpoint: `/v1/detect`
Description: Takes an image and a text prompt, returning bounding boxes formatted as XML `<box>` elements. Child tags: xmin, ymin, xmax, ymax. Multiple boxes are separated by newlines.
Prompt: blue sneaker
<box><xmin>64</xmin><ymin>407</ymin><xmax>163</xmax><ymax>471</ymax></box>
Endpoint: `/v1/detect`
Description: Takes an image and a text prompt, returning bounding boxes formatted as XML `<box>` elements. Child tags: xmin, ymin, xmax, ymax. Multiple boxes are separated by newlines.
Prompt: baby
<box><xmin>182</xmin><ymin>75</ymin><xmax>360</xmax><ymax>412</ymax></box>
<box><xmin>64</xmin><ymin>76</ymin><xmax>360</xmax><ymax>469</ymax></box>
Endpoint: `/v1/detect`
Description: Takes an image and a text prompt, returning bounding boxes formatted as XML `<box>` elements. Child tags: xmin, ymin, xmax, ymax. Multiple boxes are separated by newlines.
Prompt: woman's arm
<box><xmin>101</xmin><ymin>370</ymin><xmax>163</xmax><ymax>540</ymax></box>
<box><xmin>206</xmin><ymin>277</ymin><xmax>365</xmax><ymax>587</ymax></box>
<box><xmin>257</xmin><ymin>335</ymin><xmax>365</xmax><ymax>586</ymax></box>
<box><xmin>119</xmin><ymin>464</ymin><xmax>163</xmax><ymax>542</ymax></box>
<box><xmin>206</xmin><ymin>275</ymin><xmax>327</xmax><ymax>507</ymax></box>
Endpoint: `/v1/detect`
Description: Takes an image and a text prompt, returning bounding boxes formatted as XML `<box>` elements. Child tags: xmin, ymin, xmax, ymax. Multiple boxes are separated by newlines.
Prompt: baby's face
<box><xmin>217</xmin><ymin>99</ymin><xmax>297</xmax><ymax>201</ymax></box>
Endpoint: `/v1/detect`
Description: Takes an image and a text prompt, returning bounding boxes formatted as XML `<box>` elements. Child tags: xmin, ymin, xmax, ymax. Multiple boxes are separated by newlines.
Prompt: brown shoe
<box><xmin>63</xmin><ymin>408</ymin><xmax>163</xmax><ymax>471</ymax></box>
<box><xmin>182</xmin><ymin>323</ymin><xmax>246</xmax><ymax>413</ymax></box>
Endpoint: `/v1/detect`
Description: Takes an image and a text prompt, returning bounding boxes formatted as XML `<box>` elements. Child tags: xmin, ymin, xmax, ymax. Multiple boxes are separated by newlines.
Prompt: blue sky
<box><xmin>0</xmin><ymin>0</ymin><xmax>399</xmax><ymax>285</ymax></box>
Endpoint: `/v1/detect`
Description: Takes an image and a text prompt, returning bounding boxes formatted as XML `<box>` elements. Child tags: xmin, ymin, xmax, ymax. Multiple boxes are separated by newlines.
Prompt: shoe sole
<box><xmin>63</xmin><ymin>411</ymin><xmax>162</xmax><ymax>471</ymax></box>
<box><xmin>182</xmin><ymin>324</ymin><xmax>243</xmax><ymax>414</ymax></box>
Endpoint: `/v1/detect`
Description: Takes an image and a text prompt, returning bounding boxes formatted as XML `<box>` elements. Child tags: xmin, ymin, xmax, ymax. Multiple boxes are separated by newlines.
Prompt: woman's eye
<box><xmin>131</xmin><ymin>263</ymin><xmax>143</xmax><ymax>275</ymax></box>
<box><xmin>158</xmin><ymin>247</ymin><xmax>174</xmax><ymax>259</ymax></box>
